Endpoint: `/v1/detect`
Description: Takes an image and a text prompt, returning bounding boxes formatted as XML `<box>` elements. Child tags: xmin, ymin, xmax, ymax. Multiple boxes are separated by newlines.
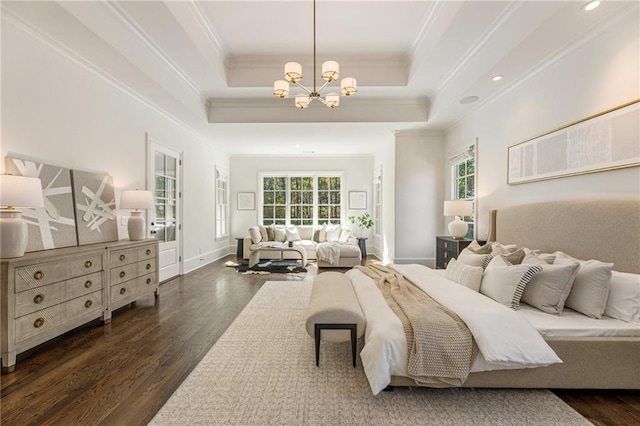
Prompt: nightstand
<box><xmin>436</xmin><ymin>236</ymin><xmax>472</xmax><ymax>269</ymax></box>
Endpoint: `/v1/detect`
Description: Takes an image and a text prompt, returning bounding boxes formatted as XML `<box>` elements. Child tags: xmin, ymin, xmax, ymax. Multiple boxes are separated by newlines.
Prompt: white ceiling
<box><xmin>3</xmin><ymin>0</ymin><xmax>635</xmax><ymax>156</ymax></box>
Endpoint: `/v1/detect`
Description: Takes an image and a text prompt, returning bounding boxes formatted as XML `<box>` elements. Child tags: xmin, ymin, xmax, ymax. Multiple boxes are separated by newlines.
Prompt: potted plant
<box><xmin>348</xmin><ymin>212</ymin><xmax>374</xmax><ymax>238</ymax></box>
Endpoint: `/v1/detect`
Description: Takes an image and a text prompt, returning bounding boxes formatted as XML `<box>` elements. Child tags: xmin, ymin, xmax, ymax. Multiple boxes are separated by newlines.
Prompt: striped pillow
<box><xmin>445</xmin><ymin>258</ymin><xmax>484</xmax><ymax>292</ymax></box>
<box><xmin>480</xmin><ymin>257</ymin><xmax>542</xmax><ymax>310</ymax></box>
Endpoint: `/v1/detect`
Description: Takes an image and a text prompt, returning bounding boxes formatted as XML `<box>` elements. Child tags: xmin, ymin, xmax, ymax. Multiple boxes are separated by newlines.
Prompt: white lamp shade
<box><xmin>444</xmin><ymin>200</ymin><xmax>473</xmax><ymax>217</ymax></box>
<box><xmin>321</xmin><ymin>60</ymin><xmax>340</xmax><ymax>82</ymax></box>
<box><xmin>0</xmin><ymin>175</ymin><xmax>44</xmax><ymax>209</ymax></box>
<box><xmin>120</xmin><ymin>190</ymin><xmax>155</xmax><ymax>210</ymax></box>
<box><xmin>325</xmin><ymin>93</ymin><xmax>340</xmax><ymax>108</ymax></box>
<box><xmin>273</xmin><ymin>80</ymin><xmax>290</xmax><ymax>98</ymax></box>
<box><xmin>284</xmin><ymin>62</ymin><xmax>302</xmax><ymax>83</ymax></box>
<box><xmin>341</xmin><ymin>77</ymin><xmax>357</xmax><ymax>96</ymax></box>
<box><xmin>295</xmin><ymin>94</ymin><xmax>311</xmax><ymax>109</ymax></box>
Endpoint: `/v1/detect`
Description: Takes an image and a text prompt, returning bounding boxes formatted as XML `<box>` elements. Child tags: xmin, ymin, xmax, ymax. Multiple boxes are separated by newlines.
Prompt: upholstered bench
<box><xmin>304</xmin><ymin>272</ymin><xmax>365</xmax><ymax>367</ymax></box>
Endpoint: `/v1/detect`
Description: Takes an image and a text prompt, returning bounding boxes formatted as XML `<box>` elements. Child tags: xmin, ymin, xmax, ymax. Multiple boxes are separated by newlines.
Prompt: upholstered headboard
<box><xmin>489</xmin><ymin>199</ymin><xmax>640</xmax><ymax>273</ymax></box>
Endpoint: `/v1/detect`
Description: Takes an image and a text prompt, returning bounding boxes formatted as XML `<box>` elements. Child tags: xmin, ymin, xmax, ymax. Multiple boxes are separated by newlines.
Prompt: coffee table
<box><xmin>248</xmin><ymin>244</ymin><xmax>307</xmax><ymax>268</ymax></box>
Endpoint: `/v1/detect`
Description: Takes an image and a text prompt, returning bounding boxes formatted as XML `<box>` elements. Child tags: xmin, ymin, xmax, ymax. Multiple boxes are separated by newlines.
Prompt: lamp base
<box><xmin>127</xmin><ymin>211</ymin><xmax>146</xmax><ymax>241</ymax></box>
<box><xmin>448</xmin><ymin>217</ymin><xmax>469</xmax><ymax>240</ymax></box>
<box><xmin>0</xmin><ymin>210</ymin><xmax>28</xmax><ymax>258</ymax></box>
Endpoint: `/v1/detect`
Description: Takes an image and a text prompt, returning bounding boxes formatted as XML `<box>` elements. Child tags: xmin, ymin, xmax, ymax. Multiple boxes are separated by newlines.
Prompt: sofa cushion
<box><xmin>339</xmin><ymin>228</ymin><xmax>353</xmax><ymax>243</ymax></box>
<box><xmin>248</xmin><ymin>226</ymin><xmax>262</xmax><ymax>244</ymax></box>
<box><xmin>257</xmin><ymin>225</ymin><xmax>268</xmax><ymax>241</ymax></box>
<box><xmin>274</xmin><ymin>227</ymin><xmax>286</xmax><ymax>242</ymax></box>
<box><xmin>298</xmin><ymin>226</ymin><xmax>314</xmax><ymax>241</ymax></box>
<box><xmin>286</xmin><ymin>227</ymin><xmax>301</xmax><ymax>242</ymax></box>
<box><xmin>325</xmin><ymin>225</ymin><xmax>341</xmax><ymax>242</ymax></box>
<box><xmin>266</xmin><ymin>225</ymin><xmax>275</xmax><ymax>241</ymax></box>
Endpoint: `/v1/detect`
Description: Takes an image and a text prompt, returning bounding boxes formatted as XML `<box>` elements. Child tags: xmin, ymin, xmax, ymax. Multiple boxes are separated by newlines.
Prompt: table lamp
<box><xmin>0</xmin><ymin>175</ymin><xmax>45</xmax><ymax>258</ymax></box>
<box><xmin>120</xmin><ymin>190</ymin><xmax>155</xmax><ymax>241</ymax></box>
<box><xmin>444</xmin><ymin>200</ymin><xmax>473</xmax><ymax>240</ymax></box>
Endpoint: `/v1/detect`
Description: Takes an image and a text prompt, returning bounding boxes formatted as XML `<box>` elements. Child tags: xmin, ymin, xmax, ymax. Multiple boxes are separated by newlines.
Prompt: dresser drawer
<box><xmin>110</xmin><ymin>244</ymin><xmax>157</xmax><ymax>268</ymax></box>
<box><xmin>14</xmin><ymin>272</ymin><xmax>103</xmax><ymax>318</ymax></box>
<box><xmin>110</xmin><ymin>259</ymin><xmax>157</xmax><ymax>286</ymax></box>
<box><xmin>15</xmin><ymin>254</ymin><xmax>103</xmax><ymax>292</ymax></box>
<box><xmin>14</xmin><ymin>290</ymin><xmax>104</xmax><ymax>344</ymax></box>
<box><xmin>110</xmin><ymin>272</ymin><xmax>157</xmax><ymax>304</ymax></box>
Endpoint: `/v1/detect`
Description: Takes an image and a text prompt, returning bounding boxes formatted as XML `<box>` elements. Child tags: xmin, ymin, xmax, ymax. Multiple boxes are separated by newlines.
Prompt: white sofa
<box><xmin>243</xmin><ymin>224</ymin><xmax>362</xmax><ymax>268</ymax></box>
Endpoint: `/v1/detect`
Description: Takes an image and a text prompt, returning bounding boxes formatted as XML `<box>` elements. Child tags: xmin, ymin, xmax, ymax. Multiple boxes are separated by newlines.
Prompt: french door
<box><xmin>147</xmin><ymin>137</ymin><xmax>182</xmax><ymax>282</ymax></box>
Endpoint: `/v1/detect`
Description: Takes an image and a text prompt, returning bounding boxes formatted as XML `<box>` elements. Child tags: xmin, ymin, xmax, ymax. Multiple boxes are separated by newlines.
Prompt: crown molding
<box><xmin>449</xmin><ymin>2</ymin><xmax>637</xmax><ymax>132</ymax></box>
<box><xmin>208</xmin><ymin>97</ymin><xmax>429</xmax><ymax>123</ymax></box>
<box><xmin>1</xmin><ymin>5</ymin><xmax>212</xmax><ymax>146</ymax></box>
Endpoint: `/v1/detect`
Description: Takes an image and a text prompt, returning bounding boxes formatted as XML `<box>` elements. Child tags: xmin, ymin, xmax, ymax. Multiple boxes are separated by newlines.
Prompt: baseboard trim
<box><xmin>183</xmin><ymin>247</ymin><xmax>231</xmax><ymax>274</ymax></box>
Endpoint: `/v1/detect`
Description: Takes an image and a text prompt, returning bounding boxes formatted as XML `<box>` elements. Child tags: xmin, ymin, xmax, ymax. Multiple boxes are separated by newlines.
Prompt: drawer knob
<box><xmin>34</xmin><ymin>294</ymin><xmax>45</xmax><ymax>304</ymax></box>
<box><xmin>120</xmin><ymin>271</ymin><xmax>126</xmax><ymax>278</ymax></box>
<box><xmin>444</xmin><ymin>242</ymin><xmax>448</xmax><ymax>249</ymax></box>
<box><xmin>85</xmin><ymin>280</ymin><xmax>92</xmax><ymax>289</ymax></box>
<box><xmin>85</xmin><ymin>300</ymin><xmax>92</xmax><ymax>308</ymax></box>
<box><xmin>444</xmin><ymin>252</ymin><xmax>448</xmax><ymax>259</ymax></box>
<box><xmin>34</xmin><ymin>318</ymin><xmax>45</xmax><ymax>328</ymax></box>
<box><xmin>146</xmin><ymin>278</ymin><xmax>151</xmax><ymax>284</ymax></box>
<box><xmin>85</xmin><ymin>260</ymin><xmax>93</xmax><ymax>268</ymax></box>
<box><xmin>120</xmin><ymin>288</ymin><xmax>126</xmax><ymax>295</ymax></box>
<box><xmin>146</xmin><ymin>249</ymin><xmax>151</xmax><ymax>255</ymax></box>
<box><xmin>34</xmin><ymin>271</ymin><xmax>44</xmax><ymax>280</ymax></box>
<box><xmin>119</xmin><ymin>254</ymin><xmax>126</xmax><ymax>261</ymax></box>
<box><xmin>146</xmin><ymin>263</ymin><xmax>151</xmax><ymax>270</ymax></box>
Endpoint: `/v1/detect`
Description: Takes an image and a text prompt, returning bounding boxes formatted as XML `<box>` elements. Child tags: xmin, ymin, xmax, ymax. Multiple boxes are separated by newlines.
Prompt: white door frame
<box><xmin>146</xmin><ymin>134</ymin><xmax>183</xmax><ymax>281</ymax></box>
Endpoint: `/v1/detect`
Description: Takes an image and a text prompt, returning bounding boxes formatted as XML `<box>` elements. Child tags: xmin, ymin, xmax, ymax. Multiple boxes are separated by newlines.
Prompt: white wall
<box><xmin>229</xmin><ymin>155</ymin><xmax>374</xmax><ymax>246</ymax></box>
<box><xmin>394</xmin><ymin>130</ymin><xmax>445</xmax><ymax>266</ymax></box>
<box><xmin>1</xmin><ymin>16</ymin><xmax>230</xmax><ymax>274</ymax></box>
<box><xmin>372</xmin><ymin>135</ymin><xmax>396</xmax><ymax>263</ymax></box>
<box><xmin>446</xmin><ymin>13</ymin><xmax>640</xmax><ymax>240</ymax></box>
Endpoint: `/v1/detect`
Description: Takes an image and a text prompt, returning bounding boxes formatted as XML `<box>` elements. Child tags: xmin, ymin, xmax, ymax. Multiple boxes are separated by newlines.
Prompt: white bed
<box><xmin>348</xmin><ymin>199</ymin><xmax>640</xmax><ymax>393</ymax></box>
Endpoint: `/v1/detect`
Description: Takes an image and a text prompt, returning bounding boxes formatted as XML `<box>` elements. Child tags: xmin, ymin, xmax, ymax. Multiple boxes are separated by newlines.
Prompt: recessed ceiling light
<box><xmin>295</xmin><ymin>144</ymin><xmax>301</xmax><ymax>148</ymax></box>
<box><xmin>460</xmin><ymin>96</ymin><xmax>479</xmax><ymax>104</ymax></box>
<box><xmin>492</xmin><ymin>75</ymin><xmax>503</xmax><ymax>82</ymax></box>
<box><xmin>583</xmin><ymin>0</ymin><xmax>601</xmax><ymax>11</ymax></box>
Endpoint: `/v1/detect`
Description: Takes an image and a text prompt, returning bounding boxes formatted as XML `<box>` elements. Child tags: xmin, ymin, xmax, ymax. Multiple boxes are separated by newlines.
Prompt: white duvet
<box><xmin>345</xmin><ymin>264</ymin><xmax>562</xmax><ymax>394</ymax></box>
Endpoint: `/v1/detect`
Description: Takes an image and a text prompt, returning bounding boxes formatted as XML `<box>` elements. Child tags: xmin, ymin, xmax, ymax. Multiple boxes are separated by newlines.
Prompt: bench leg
<box><xmin>314</xmin><ymin>323</ymin><xmax>357</xmax><ymax>368</ymax></box>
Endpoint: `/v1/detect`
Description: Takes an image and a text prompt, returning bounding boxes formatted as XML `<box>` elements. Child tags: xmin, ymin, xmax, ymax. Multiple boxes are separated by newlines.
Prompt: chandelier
<box><xmin>272</xmin><ymin>0</ymin><xmax>357</xmax><ymax>109</ymax></box>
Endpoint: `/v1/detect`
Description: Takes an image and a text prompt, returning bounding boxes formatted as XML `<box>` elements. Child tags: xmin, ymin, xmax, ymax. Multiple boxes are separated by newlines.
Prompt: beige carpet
<box><xmin>151</xmin><ymin>281</ymin><xmax>590</xmax><ymax>425</ymax></box>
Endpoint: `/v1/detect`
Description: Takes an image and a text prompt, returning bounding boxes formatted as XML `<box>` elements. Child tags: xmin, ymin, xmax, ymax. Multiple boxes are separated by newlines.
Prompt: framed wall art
<box><xmin>349</xmin><ymin>191</ymin><xmax>367</xmax><ymax>209</ymax></box>
<box><xmin>237</xmin><ymin>192</ymin><xmax>255</xmax><ymax>210</ymax></box>
<box><xmin>71</xmin><ymin>169</ymin><xmax>118</xmax><ymax>245</ymax></box>
<box><xmin>508</xmin><ymin>99</ymin><xmax>639</xmax><ymax>185</ymax></box>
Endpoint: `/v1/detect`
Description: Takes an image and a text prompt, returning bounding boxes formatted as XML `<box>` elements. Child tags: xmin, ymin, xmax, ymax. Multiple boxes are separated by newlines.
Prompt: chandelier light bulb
<box><xmin>273</xmin><ymin>80</ymin><xmax>290</xmax><ymax>98</ymax></box>
<box><xmin>325</xmin><ymin>93</ymin><xmax>340</xmax><ymax>108</ymax></box>
<box><xmin>341</xmin><ymin>77</ymin><xmax>357</xmax><ymax>96</ymax></box>
<box><xmin>295</xmin><ymin>94</ymin><xmax>311</xmax><ymax>109</ymax></box>
<box><xmin>321</xmin><ymin>61</ymin><xmax>340</xmax><ymax>82</ymax></box>
<box><xmin>285</xmin><ymin>62</ymin><xmax>302</xmax><ymax>83</ymax></box>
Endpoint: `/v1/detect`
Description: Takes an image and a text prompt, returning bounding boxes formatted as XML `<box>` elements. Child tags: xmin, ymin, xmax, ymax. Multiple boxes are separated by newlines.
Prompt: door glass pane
<box><xmin>155</xmin><ymin>202</ymin><xmax>165</xmax><ymax>220</ymax></box>
<box><xmin>155</xmin><ymin>176</ymin><xmax>166</xmax><ymax>198</ymax></box>
<box><xmin>155</xmin><ymin>221</ymin><xmax>166</xmax><ymax>242</ymax></box>
<box><xmin>166</xmin><ymin>201</ymin><xmax>176</xmax><ymax>221</ymax></box>
<box><xmin>166</xmin><ymin>221</ymin><xmax>176</xmax><ymax>242</ymax></box>
<box><xmin>166</xmin><ymin>157</ymin><xmax>177</xmax><ymax>178</ymax></box>
<box><xmin>155</xmin><ymin>152</ymin><xmax>165</xmax><ymax>175</ymax></box>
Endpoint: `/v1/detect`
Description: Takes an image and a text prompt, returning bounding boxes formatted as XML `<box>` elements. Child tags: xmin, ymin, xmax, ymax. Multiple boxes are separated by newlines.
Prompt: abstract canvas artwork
<box><xmin>71</xmin><ymin>169</ymin><xmax>118</xmax><ymax>245</ymax></box>
<box><xmin>5</xmin><ymin>156</ymin><xmax>78</xmax><ymax>252</ymax></box>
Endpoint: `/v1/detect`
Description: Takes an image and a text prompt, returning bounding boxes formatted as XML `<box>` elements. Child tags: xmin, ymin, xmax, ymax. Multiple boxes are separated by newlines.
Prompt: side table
<box><xmin>235</xmin><ymin>237</ymin><xmax>244</xmax><ymax>258</ymax></box>
<box><xmin>356</xmin><ymin>237</ymin><xmax>367</xmax><ymax>259</ymax></box>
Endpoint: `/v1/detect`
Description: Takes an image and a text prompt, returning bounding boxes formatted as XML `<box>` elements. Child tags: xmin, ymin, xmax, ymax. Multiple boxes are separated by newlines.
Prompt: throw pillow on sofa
<box><xmin>248</xmin><ymin>226</ymin><xmax>262</xmax><ymax>244</ymax></box>
<box><xmin>298</xmin><ymin>226</ymin><xmax>314</xmax><ymax>241</ymax></box>
<box><xmin>286</xmin><ymin>227</ymin><xmax>302</xmax><ymax>242</ymax></box>
<box><xmin>325</xmin><ymin>224</ymin><xmax>341</xmax><ymax>242</ymax></box>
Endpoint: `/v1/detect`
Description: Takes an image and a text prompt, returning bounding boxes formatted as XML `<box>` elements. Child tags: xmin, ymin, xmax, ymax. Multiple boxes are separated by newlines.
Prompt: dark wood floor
<box><xmin>1</xmin><ymin>255</ymin><xmax>638</xmax><ymax>425</ymax></box>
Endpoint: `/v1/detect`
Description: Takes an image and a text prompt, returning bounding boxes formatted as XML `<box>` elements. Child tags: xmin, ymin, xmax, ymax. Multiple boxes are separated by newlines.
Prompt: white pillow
<box><xmin>523</xmin><ymin>248</ymin><xmax>556</xmax><ymax>264</ymax></box>
<box><xmin>604</xmin><ymin>271</ymin><xmax>640</xmax><ymax>323</ymax></box>
<box><xmin>445</xmin><ymin>258</ymin><xmax>483</xmax><ymax>292</ymax></box>
<box><xmin>490</xmin><ymin>241</ymin><xmax>518</xmax><ymax>255</ymax></box>
<box><xmin>297</xmin><ymin>226</ymin><xmax>314</xmax><ymax>241</ymax></box>
<box><xmin>555</xmin><ymin>254</ymin><xmax>613</xmax><ymax>319</ymax></box>
<box><xmin>520</xmin><ymin>258</ymin><xmax>580</xmax><ymax>315</ymax></box>
<box><xmin>480</xmin><ymin>260</ymin><xmax>542</xmax><ymax>310</ymax></box>
<box><xmin>457</xmin><ymin>249</ymin><xmax>492</xmax><ymax>268</ymax></box>
<box><xmin>325</xmin><ymin>225</ymin><xmax>341</xmax><ymax>242</ymax></box>
<box><xmin>248</xmin><ymin>226</ymin><xmax>262</xmax><ymax>244</ymax></box>
<box><xmin>285</xmin><ymin>227</ymin><xmax>301</xmax><ymax>242</ymax></box>
<box><xmin>274</xmin><ymin>227</ymin><xmax>287</xmax><ymax>242</ymax></box>
<box><xmin>338</xmin><ymin>228</ymin><xmax>352</xmax><ymax>243</ymax></box>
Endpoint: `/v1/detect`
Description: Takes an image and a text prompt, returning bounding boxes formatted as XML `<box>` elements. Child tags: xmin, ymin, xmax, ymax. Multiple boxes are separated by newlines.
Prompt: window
<box><xmin>260</xmin><ymin>174</ymin><xmax>342</xmax><ymax>226</ymax></box>
<box><xmin>373</xmin><ymin>166</ymin><xmax>382</xmax><ymax>237</ymax></box>
<box><xmin>215</xmin><ymin>167</ymin><xmax>229</xmax><ymax>238</ymax></box>
<box><xmin>451</xmin><ymin>145</ymin><xmax>476</xmax><ymax>239</ymax></box>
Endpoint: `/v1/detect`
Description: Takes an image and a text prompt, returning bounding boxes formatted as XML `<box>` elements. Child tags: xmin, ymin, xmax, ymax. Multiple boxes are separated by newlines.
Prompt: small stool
<box><xmin>304</xmin><ymin>272</ymin><xmax>365</xmax><ymax>367</ymax></box>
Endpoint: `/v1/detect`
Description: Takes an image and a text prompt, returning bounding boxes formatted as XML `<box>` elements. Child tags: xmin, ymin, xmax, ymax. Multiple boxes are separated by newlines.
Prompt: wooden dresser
<box><xmin>436</xmin><ymin>236</ymin><xmax>472</xmax><ymax>269</ymax></box>
<box><xmin>1</xmin><ymin>239</ymin><xmax>158</xmax><ymax>373</ymax></box>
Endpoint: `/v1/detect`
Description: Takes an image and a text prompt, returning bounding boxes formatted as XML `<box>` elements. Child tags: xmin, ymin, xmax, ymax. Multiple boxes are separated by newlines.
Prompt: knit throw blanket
<box><xmin>355</xmin><ymin>264</ymin><xmax>477</xmax><ymax>387</ymax></box>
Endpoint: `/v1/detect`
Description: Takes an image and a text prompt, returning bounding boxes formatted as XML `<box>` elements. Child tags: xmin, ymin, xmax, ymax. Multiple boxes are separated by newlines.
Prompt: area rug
<box><xmin>234</xmin><ymin>259</ymin><xmax>307</xmax><ymax>274</ymax></box>
<box><xmin>150</xmin><ymin>281</ymin><xmax>590</xmax><ymax>426</ymax></box>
